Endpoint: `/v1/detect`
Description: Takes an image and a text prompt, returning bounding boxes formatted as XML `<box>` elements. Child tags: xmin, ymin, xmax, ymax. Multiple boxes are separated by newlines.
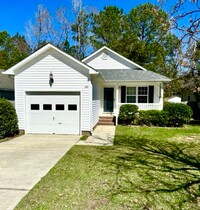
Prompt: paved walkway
<box><xmin>0</xmin><ymin>134</ymin><xmax>79</xmax><ymax>210</ymax></box>
<box><xmin>77</xmin><ymin>125</ymin><xmax>116</xmax><ymax>146</ymax></box>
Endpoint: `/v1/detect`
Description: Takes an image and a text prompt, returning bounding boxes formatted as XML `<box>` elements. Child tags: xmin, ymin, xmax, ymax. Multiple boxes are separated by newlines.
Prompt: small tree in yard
<box><xmin>0</xmin><ymin>99</ymin><xmax>19</xmax><ymax>139</ymax></box>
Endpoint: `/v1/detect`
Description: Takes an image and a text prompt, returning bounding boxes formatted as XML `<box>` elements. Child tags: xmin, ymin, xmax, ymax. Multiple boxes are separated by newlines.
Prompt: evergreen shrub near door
<box><xmin>0</xmin><ymin>98</ymin><xmax>19</xmax><ymax>139</ymax></box>
<box><xmin>118</xmin><ymin>104</ymin><xmax>139</xmax><ymax>125</ymax></box>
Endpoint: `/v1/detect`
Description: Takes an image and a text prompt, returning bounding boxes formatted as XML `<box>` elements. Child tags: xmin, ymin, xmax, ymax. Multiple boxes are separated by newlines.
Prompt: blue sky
<box><xmin>0</xmin><ymin>0</ymin><xmax>196</xmax><ymax>37</ymax></box>
<box><xmin>1</xmin><ymin>0</ymin><xmax>160</xmax><ymax>36</ymax></box>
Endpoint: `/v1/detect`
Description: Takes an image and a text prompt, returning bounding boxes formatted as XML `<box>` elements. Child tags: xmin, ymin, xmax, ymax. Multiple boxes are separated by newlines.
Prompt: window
<box><xmin>126</xmin><ymin>87</ymin><xmax>136</xmax><ymax>103</ymax></box>
<box><xmin>68</xmin><ymin>104</ymin><xmax>77</xmax><ymax>111</ymax></box>
<box><xmin>43</xmin><ymin>104</ymin><xmax>52</xmax><ymax>110</ymax></box>
<box><xmin>56</xmin><ymin>104</ymin><xmax>64</xmax><ymax>111</ymax></box>
<box><xmin>138</xmin><ymin>87</ymin><xmax>148</xmax><ymax>103</ymax></box>
<box><xmin>125</xmin><ymin>86</ymin><xmax>148</xmax><ymax>103</ymax></box>
<box><xmin>31</xmin><ymin>104</ymin><xmax>39</xmax><ymax>110</ymax></box>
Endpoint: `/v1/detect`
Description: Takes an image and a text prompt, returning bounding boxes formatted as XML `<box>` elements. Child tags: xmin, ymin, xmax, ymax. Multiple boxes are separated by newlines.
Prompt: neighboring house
<box><xmin>4</xmin><ymin>44</ymin><xmax>170</xmax><ymax>135</ymax></box>
<box><xmin>181</xmin><ymin>80</ymin><xmax>200</xmax><ymax>120</ymax></box>
<box><xmin>167</xmin><ymin>96</ymin><xmax>181</xmax><ymax>103</ymax></box>
<box><xmin>181</xmin><ymin>80</ymin><xmax>199</xmax><ymax>102</ymax></box>
<box><xmin>0</xmin><ymin>69</ymin><xmax>14</xmax><ymax>102</ymax></box>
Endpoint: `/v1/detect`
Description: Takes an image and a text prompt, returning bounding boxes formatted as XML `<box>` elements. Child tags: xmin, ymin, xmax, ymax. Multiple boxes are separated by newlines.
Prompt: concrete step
<box><xmin>99</xmin><ymin>117</ymin><xmax>115</xmax><ymax>125</ymax></box>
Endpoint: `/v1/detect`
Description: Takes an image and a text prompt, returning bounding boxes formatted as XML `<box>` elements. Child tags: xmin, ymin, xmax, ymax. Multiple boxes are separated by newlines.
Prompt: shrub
<box><xmin>118</xmin><ymin>104</ymin><xmax>139</xmax><ymax>125</ymax></box>
<box><xmin>0</xmin><ymin>98</ymin><xmax>19</xmax><ymax>139</ymax></box>
<box><xmin>163</xmin><ymin>102</ymin><xmax>193</xmax><ymax>127</ymax></box>
<box><xmin>135</xmin><ymin>110</ymin><xmax>169</xmax><ymax>126</ymax></box>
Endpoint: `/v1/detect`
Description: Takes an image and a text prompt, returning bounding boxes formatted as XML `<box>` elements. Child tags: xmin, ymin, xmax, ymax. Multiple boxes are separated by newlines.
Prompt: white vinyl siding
<box><xmin>86</xmin><ymin>53</ymin><xmax>132</xmax><ymax>69</ymax></box>
<box><xmin>15</xmin><ymin>52</ymin><xmax>91</xmax><ymax>132</ymax></box>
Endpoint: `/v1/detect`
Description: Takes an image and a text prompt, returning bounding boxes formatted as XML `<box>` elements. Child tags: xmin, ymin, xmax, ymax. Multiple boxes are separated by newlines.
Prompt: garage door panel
<box><xmin>26</xmin><ymin>93</ymin><xmax>80</xmax><ymax>134</ymax></box>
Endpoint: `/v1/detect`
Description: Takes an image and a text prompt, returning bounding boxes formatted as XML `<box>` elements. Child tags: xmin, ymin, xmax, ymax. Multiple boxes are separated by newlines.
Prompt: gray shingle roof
<box><xmin>0</xmin><ymin>70</ymin><xmax>14</xmax><ymax>90</ymax></box>
<box><xmin>98</xmin><ymin>69</ymin><xmax>171</xmax><ymax>82</ymax></box>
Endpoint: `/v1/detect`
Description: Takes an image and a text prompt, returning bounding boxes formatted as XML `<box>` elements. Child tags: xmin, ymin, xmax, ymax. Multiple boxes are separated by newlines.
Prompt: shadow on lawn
<box><xmin>98</xmin><ymin>134</ymin><xmax>200</xmax><ymax>209</ymax></box>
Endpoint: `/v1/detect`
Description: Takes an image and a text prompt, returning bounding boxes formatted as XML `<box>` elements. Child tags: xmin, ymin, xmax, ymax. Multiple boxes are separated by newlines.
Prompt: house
<box><xmin>4</xmin><ymin>44</ymin><xmax>170</xmax><ymax>135</ymax></box>
<box><xmin>181</xmin><ymin>80</ymin><xmax>200</xmax><ymax>120</ymax></box>
<box><xmin>167</xmin><ymin>96</ymin><xmax>181</xmax><ymax>103</ymax></box>
<box><xmin>0</xmin><ymin>69</ymin><xmax>15</xmax><ymax>103</ymax></box>
<box><xmin>181</xmin><ymin>80</ymin><xmax>199</xmax><ymax>103</ymax></box>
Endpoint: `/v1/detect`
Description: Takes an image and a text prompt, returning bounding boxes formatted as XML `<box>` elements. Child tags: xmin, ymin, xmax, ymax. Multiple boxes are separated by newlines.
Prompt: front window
<box><xmin>125</xmin><ymin>86</ymin><xmax>148</xmax><ymax>103</ymax></box>
<box><xmin>127</xmin><ymin>87</ymin><xmax>136</xmax><ymax>103</ymax></box>
<box><xmin>138</xmin><ymin>87</ymin><xmax>148</xmax><ymax>103</ymax></box>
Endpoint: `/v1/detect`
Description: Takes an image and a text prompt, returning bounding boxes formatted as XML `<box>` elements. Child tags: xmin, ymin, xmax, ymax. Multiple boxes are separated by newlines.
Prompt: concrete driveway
<box><xmin>0</xmin><ymin>134</ymin><xmax>79</xmax><ymax>210</ymax></box>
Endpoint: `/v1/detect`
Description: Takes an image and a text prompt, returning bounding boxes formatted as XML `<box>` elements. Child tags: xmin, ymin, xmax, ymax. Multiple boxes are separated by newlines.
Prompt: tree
<box><xmin>90</xmin><ymin>4</ymin><xmax>182</xmax><ymax>97</ymax></box>
<box><xmin>25</xmin><ymin>5</ymin><xmax>69</xmax><ymax>51</ymax></box>
<box><xmin>158</xmin><ymin>1</ymin><xmax>200</xmax><ymax>99</ymax></box>
<box><xmin>90</xmin><ymin>6</ymin><xmax>127</xmax><ymax>50</ymax></box>
<box><xmin>158</xmin><ymin>0</ymin><xmax>200</xmax><ymax>43</ymax></box>
<box><xmin>71</xmin><ymin>8</ymin><xmax>91</xmax><ymax>60</ymax></box>
<box><xmin>0</xmin><ymin>31</ymin><xmax>30</xmax><ymax>69</ymax></box>
<box><xmin>70</xmin><ymin>0</ymin><xmax>91</xmax><ymax>60</ymax></box>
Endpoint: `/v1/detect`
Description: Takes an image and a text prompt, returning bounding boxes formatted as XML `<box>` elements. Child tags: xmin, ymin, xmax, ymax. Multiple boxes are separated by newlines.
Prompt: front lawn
<box><xmin>16</xmin><ymin>125</ymin><xmax>200</xmax><ymax>210</ymax></box>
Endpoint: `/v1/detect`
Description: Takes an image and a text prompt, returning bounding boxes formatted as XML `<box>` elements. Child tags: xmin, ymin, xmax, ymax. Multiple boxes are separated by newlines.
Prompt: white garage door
<box><xmin>26</xmin><ymin>92</ymin><xmax>80</xmax><ymax>134</ymax></box>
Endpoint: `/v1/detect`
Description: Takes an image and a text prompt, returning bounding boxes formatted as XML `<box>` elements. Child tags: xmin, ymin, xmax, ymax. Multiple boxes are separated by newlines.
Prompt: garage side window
<box><xmin>56</xmin><ymin>104</ymin><xmax>65</xmax><ymax>111</ymax></box>
<box><xmin>31</xmin><ymin>104</ymin><xmax>40</xmax><ymax>110</ymax></box>
<box><xmin>43</xmin><ymin>104</ymin><xmax>52</xmax><ymax>110</ymax></box>
<box><xmin>68</xmin><ymin>104</ymin><xmax>77</xmax><ymax>111</ymax></box>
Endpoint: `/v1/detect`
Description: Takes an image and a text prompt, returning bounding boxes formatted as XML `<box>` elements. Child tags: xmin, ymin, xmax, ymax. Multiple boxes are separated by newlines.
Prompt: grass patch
<box><xmin>15</xmin><ymin>125</ymin><xmax>200</xmax><ymax>210</ymax></box>
<box><xmin>79</xmin><ymin>135</ymin><xmax>89</xmax><ymax>141</ymax></box>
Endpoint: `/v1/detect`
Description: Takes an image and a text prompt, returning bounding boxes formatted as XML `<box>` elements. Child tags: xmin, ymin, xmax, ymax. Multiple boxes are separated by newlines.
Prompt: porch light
<box><xmin>49</xmin><ymin>72</ymin><xmax>54</xmax><ymax>87</ymax></box>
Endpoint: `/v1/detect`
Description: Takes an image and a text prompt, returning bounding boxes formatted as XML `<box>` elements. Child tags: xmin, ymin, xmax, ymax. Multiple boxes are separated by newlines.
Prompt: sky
<box><xmin>0</xmin><ymin>0</ymin><xmax>197</xmax><ymax>38</ymax></box>
<box><xmin>0</xmin><ymin>0</ymin><xmax>160</xmax><ymax>36</ymax></box>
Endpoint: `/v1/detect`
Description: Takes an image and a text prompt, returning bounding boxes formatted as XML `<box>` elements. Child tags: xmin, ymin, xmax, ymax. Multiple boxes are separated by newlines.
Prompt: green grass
<box><xmin>15</xmin><ymin>125</ymin><xmax>200</xmax><ymax>210</ymax></box>
<box><xmin>79</xmin><ymin>135</ymin><xmax>89</xmax><ymax>141</ymax></box>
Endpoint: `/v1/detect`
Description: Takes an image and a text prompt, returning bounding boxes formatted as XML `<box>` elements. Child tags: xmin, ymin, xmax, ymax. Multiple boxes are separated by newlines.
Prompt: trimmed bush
<box><xmin>163</xmin><ymin>102</ymin><xmax>193</xmax><ymax>127</ymax></box>
<box><xmin>118</xmin><ymin>104</ymin><xmax>139</xmax><ymax>125</ymax></box>
<box><xmin>135</xmin><ymin>110</ymin><xmax>169</xmax><ymax>126</ymax></box>
<box><xmin>0</xmin><ymin>98</ymin><xmax>19</xmax><ymax>139</ymax></box>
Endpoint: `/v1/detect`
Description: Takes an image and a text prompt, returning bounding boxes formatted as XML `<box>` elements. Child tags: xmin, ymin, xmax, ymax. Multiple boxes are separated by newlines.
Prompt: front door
<box><xmin>104</xmin><ymin>88</ymin><xmax>114</xmax><ymax>112</ymax></box>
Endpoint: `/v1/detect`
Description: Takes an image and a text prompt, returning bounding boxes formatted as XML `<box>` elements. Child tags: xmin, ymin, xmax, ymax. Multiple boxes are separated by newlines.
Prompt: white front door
<box><xmin>26</xmin><ymin>93</ymin><xmax>80</xmax><ymax>134</ymax></box>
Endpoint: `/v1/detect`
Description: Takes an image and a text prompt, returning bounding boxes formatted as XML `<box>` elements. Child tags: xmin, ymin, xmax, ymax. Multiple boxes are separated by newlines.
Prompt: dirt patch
<box><xmin>88</xmin><ymin>197</ymin><xmax>109</xmax><ymax>210</ymax></box>
<box><xmin>171</xmin><ymin>135</ymin><xmax>200</xmax><ymax>143</ymax></box>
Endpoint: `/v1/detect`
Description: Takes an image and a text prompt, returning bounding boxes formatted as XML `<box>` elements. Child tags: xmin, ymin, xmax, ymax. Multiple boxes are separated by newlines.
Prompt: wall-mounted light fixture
<box><xmin>49</xmin><ymin>72</ymin><xmax>54</xmax><ymax>87</ymax></box>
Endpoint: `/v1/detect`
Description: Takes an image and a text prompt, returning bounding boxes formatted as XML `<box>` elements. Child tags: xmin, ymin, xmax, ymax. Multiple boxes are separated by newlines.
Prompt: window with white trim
<box><xmin>126</xmin><ymin>87</ymin><xmax>136</xmax><ymax>103</ymax></box>
<box><xmin>125</xmin><ymin>86</ymin><xmax>148</xmax><ymax>103</ymax></box>
<box><xmin>138</xmin><ymin>87</ymin><xmax>148</xmax><ymax>103</ymax></box>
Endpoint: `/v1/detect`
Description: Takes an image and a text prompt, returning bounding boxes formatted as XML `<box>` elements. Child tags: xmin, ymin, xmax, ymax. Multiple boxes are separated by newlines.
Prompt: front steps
<box><xmin>98</xmin><ymin>116</ymin><xmax>115</xmax><ymax>125</ymax></box>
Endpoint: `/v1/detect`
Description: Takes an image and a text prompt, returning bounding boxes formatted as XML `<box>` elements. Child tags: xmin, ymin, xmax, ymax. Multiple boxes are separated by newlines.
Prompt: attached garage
<box><xmin>26</xmin><ymin>92</ymin><xmax>80</xmax><ymax>134</ymax></box>
<box><xmin>3</xmin><ymin>44</ymin><xmax>97</xmax><ymax>135</ymax></box>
